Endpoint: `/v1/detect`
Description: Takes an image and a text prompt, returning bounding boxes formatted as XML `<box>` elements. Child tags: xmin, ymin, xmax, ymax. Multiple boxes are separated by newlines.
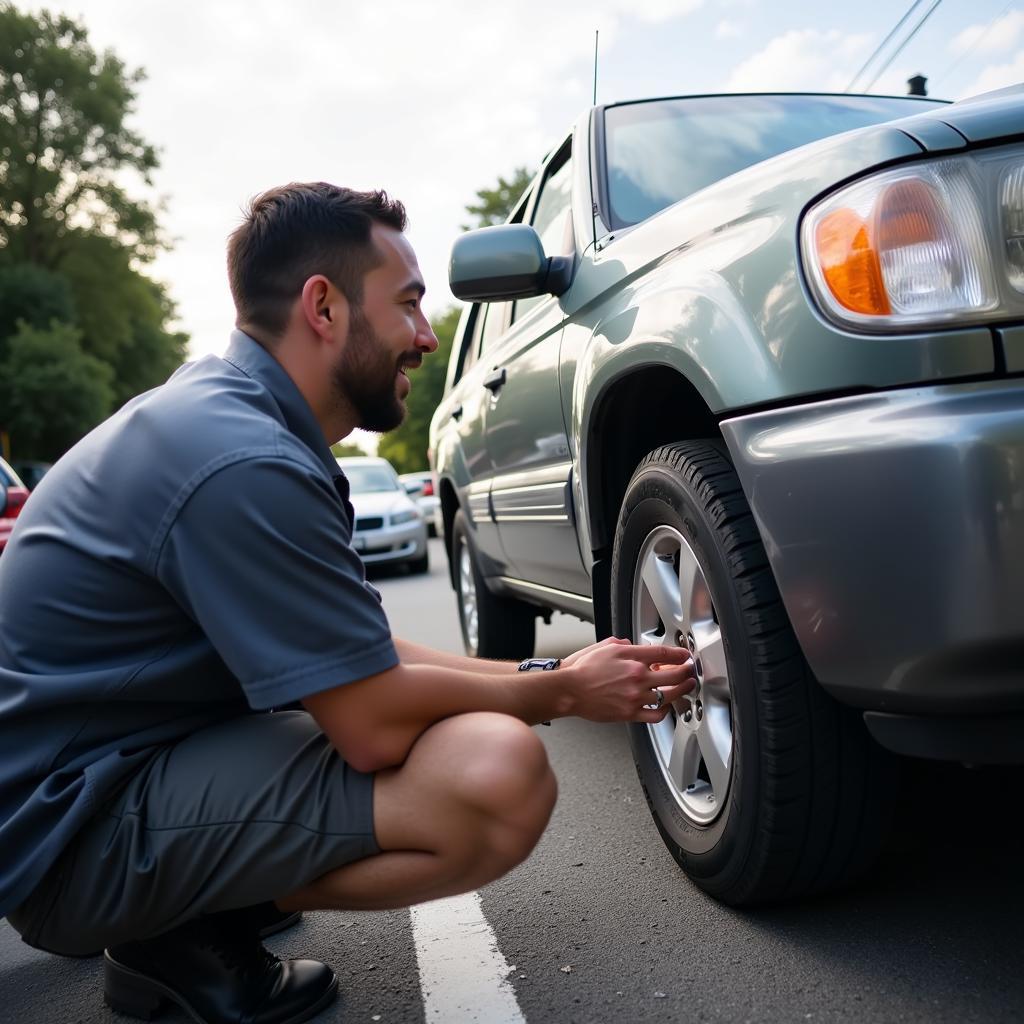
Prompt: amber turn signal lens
<box><xmin>804</xmin><ymin>156</ymin><xmax>1005</xmax><ymax>329</ymax></box>
<box><xmin>815</xmin><ymin>208</ymin><xmax>891</xmax><ymax>316</ymax></box>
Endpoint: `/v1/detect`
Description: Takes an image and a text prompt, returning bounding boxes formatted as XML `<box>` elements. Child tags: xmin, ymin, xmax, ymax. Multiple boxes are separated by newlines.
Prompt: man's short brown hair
<box><xmin>227</xmin><ymin>183</ymin><xmax>407</xmax><ymax>340</ymax></box>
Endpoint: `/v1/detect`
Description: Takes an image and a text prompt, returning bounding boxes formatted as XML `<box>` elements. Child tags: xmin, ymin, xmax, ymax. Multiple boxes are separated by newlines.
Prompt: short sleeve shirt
<box><xmin>0</xmin><ymin>331</ymin><xmax>398</xmax><ymax>916</ymax></box>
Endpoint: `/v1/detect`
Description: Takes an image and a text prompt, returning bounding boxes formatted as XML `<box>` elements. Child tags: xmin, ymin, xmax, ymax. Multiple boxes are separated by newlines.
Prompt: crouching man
<box><xmin>0</xmin><ymin>183</ymin><xmax>695</xmax><ymax>1024</ymax></box>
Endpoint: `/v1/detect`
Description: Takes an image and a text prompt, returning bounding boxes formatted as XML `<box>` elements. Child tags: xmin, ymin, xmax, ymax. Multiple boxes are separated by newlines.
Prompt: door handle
<box><xmin>482</xmin><ymin>367</ymin><xmax>507</xmax><ymax>393</ymax></box>
<box><xmin>451</xmin><ymin>403</ymin><xmax>463</xmax><ymax>421</ymax></box>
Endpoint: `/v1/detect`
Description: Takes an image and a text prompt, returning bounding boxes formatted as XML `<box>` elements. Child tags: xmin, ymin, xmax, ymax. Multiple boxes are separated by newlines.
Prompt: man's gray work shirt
<box><xmin>0</xmin><ymin>331</ymin><xmax>398</xmax><ymax>916</ymax></box>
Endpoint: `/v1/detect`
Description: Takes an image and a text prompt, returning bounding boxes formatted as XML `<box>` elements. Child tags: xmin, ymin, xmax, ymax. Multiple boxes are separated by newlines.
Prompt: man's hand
<box><xmin>558</xmin><ymin>638</ymin><xmax>697</xmax><ymax>724</ymax></box>
<box><xmin>560</xmin><ymin>634</ymin><xmax>631</xmax><ymax>669</ymax></box>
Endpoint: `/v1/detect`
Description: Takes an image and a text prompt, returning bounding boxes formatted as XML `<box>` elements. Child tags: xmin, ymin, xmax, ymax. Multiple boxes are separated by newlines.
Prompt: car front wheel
<box><xmin>611</xmin><ymin>441</ymin><xmax>892</xmax><ymax>905</ymax></box>
<box><xmin>451</xmin><ymin>510</ymin><xmax>536</xmax><ymax>660</ymax></box>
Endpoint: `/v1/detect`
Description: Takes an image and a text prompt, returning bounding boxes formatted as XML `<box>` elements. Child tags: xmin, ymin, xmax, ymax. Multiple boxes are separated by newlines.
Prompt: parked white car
<box><xmin>337</xmin><ymin>457</ymin><xmax>429</xmax><ymax>574</ymax></box>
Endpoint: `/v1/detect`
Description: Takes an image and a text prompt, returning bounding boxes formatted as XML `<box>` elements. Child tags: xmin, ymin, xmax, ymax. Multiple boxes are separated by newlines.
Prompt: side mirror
<box><xmin>449</xmin><ymin>224</ymin><xmax>573</xmax><ymax>302</ymax></box>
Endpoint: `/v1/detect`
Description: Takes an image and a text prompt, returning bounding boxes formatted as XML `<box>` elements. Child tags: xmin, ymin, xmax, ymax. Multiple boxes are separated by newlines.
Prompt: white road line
<box><xmin>410</xmin><ymin>891</ymin><xmax>526</xmax><ymax>1024</ymax></box>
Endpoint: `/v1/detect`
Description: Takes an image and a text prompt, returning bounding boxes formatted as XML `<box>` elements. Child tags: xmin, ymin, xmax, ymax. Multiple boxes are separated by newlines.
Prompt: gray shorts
<box><xmin>7</xmin><ymin>710</ymin><xmax>377</xmax><ymax>956</ymax></box>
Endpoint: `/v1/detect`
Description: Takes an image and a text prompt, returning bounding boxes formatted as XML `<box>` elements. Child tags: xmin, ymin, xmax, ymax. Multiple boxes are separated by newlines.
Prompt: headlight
<box><xmin>390</xmin><ymin>509</ymin><xmax>420</xmax><ymax>526</ymax></box>
<box><xmin>802</xmin><ymin>147</ymin><xmax>1024</xmax><ymax>331</ymax></box>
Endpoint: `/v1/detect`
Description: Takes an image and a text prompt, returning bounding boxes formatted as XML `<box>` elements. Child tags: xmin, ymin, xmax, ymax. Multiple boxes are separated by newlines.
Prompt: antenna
<box><xmin>593</xmin><ymin>29</ymin><xmax>599</xmax><ymax>105</ymax></box>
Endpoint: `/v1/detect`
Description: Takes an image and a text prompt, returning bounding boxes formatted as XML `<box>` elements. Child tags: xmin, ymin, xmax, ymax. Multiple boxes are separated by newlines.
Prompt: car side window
<box><xmin>452</xmin><ymin>304</ymin><xmax>486</xmax><ymax>385</ymax></box>
<box><xmin>515</xmin><ymin>149</ymin><xmax>574</xmax><ymax>321</ymax></box>
<box><xmin>478</xmin><ymin>301</ymin><xmax>511</xmax><ymax>359</ymax></box>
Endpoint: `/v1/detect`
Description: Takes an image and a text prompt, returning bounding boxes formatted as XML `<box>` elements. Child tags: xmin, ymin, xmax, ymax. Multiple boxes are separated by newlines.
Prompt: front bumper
<box><xmin>721</xmin><ymin>378</ymin><xmax>1024</xmax><ymax>727</ymax></box>
<box><xmin>353</xmin><ymin>519</ymin><xmax>428</xmax><ymax>565</ymax></box>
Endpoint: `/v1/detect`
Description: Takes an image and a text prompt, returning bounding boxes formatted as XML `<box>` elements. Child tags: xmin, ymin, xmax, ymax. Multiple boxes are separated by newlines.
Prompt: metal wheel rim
<box><xmin>458</xmin><ymin>543</ymin><xmax>479</xmax><ymax>652</ymax></box>
<box><xmin>632</xmin><ymin>524</ymin><xmax>733</xmax><ymax>825</ymax></box>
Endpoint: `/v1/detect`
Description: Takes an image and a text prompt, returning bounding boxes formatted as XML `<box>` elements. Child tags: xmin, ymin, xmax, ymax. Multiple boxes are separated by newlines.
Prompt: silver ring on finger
<box><xmin>644</xmin><ymin>686</ymin><xmax>665</xmax><ymax>711</ymax></box>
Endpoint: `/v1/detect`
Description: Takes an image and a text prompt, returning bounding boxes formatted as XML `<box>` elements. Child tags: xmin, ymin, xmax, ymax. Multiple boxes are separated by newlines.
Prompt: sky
<box><xmin>23</xmin><ymin>0</ymin><xmax>1024</xmax><ymax>363</ymax></box>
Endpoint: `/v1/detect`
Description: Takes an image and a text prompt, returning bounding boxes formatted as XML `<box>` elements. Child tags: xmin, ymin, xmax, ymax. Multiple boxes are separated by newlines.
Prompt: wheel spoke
<box><xmin>684</xmin><ymin>565</ymin><xmax>716</xmax><ymax>626</ymax></box>
<box><xmin>459</xmin><ymin>547</ymin><xmax>478</xmax><ymax>650</ymax></box>
<box><xmin>640</xmin><ymin>551</ymin><xmax>682</xmax><ymax>633</ymax></box>
<box><xmin>697</xmin><ymin>708</ymin><xmax>731</xmax><ymax>800</ymax></box>
<box><xmin>667</xmin><ymin>718</ymin><xmax>701</xmax><ymax>790</ymax></box>
<box><xmin>677</xmin><ymin>551</ymin><xmax>698</xmax><ymax>631</ymax></box>
<box><xmin>695</xmin><ymin>623</ymin><xmax>729</xmax><ymax>698</ymax></box>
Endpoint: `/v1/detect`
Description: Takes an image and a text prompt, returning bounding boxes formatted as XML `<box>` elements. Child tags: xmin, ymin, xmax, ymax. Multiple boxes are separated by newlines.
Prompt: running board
<box><xmin>497</xmin><ymin>576</ymin><xmax>594</xmax><ymax>621</ymax></box>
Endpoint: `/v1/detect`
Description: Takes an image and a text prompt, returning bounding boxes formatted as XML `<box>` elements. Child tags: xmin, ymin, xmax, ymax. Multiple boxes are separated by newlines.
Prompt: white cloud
<box><xmin>727</xmin><ymin>29</ymin><xmax>871</xmax><ymax>92</ymax></box>
<box><xmin>958</xmin><ymin>49</ymin><xmax>1024</xmax><ymax>99</ymax></box>
<box><xmin>950</xmin><ymin>10</ymin><xmax>1024</xmax><ymax>56</ymax></box>
<box><xmin>630</xmin><ymin>0</ymin><xmax>703</xmax><ymax>20</ymax></box>
<box><xmin>715</xmin><ymin>19</ymin><xmax>742</xmax><ymax>39</ymax></box>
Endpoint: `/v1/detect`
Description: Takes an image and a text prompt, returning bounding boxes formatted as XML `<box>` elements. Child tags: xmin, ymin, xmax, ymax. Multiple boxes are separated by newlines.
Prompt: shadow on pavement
<box><xmin>737</xmin><ymin>759</ymin><xmax>1024</xmax><ymax>1019</ymax></box>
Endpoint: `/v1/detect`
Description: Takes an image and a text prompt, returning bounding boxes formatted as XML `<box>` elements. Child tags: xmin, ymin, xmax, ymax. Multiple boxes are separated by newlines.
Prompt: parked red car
<box><xmin>0</xmin><ymin>457</ymin><xmax>30</xmax><ymax>554</ymax></box>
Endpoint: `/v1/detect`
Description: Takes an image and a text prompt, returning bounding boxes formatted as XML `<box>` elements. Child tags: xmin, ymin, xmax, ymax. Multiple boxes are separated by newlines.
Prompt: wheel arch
<box><xmin>582</xmin><ymin>366</ymin><xmax>721</xmax><ymax>636</ymax></box>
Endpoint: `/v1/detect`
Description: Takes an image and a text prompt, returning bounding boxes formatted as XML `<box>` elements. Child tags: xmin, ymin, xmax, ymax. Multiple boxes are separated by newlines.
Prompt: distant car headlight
<box><xmin>390</xmin><ymin>509</ymin><xmax>421</xmax><ymax>526</ymax></box>
<box><xmin>802</xmin><ymin>147</ymin><xmax>1024</xmax><ymax>331</ymax></box>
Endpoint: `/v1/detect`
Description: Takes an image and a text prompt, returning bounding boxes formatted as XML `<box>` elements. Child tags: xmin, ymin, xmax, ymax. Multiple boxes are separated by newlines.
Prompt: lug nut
<box><xmin>686</xmin><ymin>633</ymin><xmax>696</xmax><ymax>652</ymax></box>
<box><xmin>683</xmin><ymin>709</ymin><xmax>693</xmax><ymax>723</ymax></box>
<box><xmin>695</xmin><ymin>703</ymin><xmax>703</xmax><ymax>722</ymax></box>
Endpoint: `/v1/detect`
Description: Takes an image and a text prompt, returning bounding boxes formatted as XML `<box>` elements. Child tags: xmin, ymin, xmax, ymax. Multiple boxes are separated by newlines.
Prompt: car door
<box><xmin>433</xmin><ymin>300</ymin><xmax>509</xmax><ymax>569</ymax></box>
<box><xmin>481</xmin><ymin>140</ymin><xmax>590</xmax><ymax>597</ymax></box>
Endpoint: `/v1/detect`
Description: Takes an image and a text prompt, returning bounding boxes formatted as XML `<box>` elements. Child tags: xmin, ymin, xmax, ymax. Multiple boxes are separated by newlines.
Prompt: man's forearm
<box><xmin>393</xmin><ymin>636</ymin><xmax>521</xmax><ymax>676</ymax></box>
<box><xmin>305</xmin><ymin>660</ymin><xmax>570</xmax><ymax>773</ymax></box>
<box><xmin>304</xmin><ymin>637</ymin><xmax>695</xmax><ymax>774</ymax></box>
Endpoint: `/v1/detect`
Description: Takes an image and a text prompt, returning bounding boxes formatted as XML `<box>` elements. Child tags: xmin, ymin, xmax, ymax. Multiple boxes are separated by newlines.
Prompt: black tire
<box><xmin>611</xmin><ymin>441</ymin><xmax>894</xmax><ymax>905</ymax></box>
<box><xmin>451</xmin><ymin>510</ymin><xmax>536</xmax><ymax>659</ymax></box>
<box><xmin>408</xmin><ymin>550</ymin><xmax>430</xmax><ymax>575</ymax></box>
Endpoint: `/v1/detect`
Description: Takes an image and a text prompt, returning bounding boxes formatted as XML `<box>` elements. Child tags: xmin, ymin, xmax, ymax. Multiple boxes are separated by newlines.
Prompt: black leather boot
<box><xmin>103</xmin><ymin>909</ymin><xmax>337</xmax><ymax>1023</ymax></box>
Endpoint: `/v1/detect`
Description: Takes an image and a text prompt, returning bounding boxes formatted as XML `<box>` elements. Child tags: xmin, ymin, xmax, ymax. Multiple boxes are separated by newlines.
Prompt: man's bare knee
<box><xmin>441</xmin><ymin>714</ymin><xmax>556</xmax><ymax>873</ymax></box>
<box><xmin>376</xmin><ymin>713</ymin><xmax>557</xmax><ymax>870</ymax></box>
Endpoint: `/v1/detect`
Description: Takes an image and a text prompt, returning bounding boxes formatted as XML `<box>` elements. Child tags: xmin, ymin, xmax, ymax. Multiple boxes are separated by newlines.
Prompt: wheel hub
<box><xmin>632</xmin><ymin>525</ymin><xmax>733</xmax><ymax>825</ymax></box>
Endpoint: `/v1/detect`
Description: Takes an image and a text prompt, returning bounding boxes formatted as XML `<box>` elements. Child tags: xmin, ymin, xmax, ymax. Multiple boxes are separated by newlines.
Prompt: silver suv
<box><xmin>430</xmin><ymin>89</ymin><xmax>1024</xmax><ymax>904</ymax></box>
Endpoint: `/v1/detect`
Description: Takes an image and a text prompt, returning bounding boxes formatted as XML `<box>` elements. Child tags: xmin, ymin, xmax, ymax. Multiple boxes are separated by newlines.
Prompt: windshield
<box><xmin>603</xmin><ymin>94</ymin><xmax>947</xmax><ymax>229</ymax></box>
<box><xmin>341</xmin><ymin>463</ymin><xmax>399</xmax><ymax>493</ymax></box>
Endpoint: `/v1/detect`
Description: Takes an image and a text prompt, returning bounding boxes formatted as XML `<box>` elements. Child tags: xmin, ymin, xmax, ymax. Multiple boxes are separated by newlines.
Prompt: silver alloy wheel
<box><xmin>458</xmin><ymin>544</ymin><xmax>479</xmax><ymax>652</ymax></box>
<box><xmin>632</xmin><ymin>525</ymin><xmax>733</xmax><ymax>825</ymax></box>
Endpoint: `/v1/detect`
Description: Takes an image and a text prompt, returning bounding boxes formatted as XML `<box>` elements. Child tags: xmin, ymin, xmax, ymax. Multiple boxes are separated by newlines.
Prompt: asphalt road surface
<box><xmin>3</xmin><ymin>537</ymin><xmax>1023</xmax><ymax>1023</ymax></box>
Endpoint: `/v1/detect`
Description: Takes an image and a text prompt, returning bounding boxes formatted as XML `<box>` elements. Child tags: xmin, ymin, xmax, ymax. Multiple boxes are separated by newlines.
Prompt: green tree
<box><xmin>0</xmin><ymin>3</ymin><xmax>159</xmax><ymax>266</ymax></box>
<box><xmin>0</xmin><ymin>262</ymin><xmax>74</xmax><ymax>351</ymax></box>
<box><xmin>462</xmin><ymin>166</ymin><xmax>533</xmax><ymax>229</ymax></box>
<box><xmin>0</xmin><ymin>5</ymin><xmax>187</xmax><ymax>459</ymax></box>
<box><xmin>0</xmin><ymin>320</ymin><xmax>114</xmax><ymax>460</ymax></box>
<box><xmin>59</xmin><ymin>232</ymin><xmax>187</xmax><ymax>402</ymax></box>
<box><xmin>377</xmin><ymin>307</ymin><xmax>459</xmax><ymax>474</ymax></box>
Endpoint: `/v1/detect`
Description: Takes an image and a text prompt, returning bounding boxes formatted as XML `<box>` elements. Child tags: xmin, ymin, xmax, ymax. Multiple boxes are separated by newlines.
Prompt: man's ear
<box><xmin>299</xmin><ymin>275</ymin><xmax>349</xmax><ymax>342</ymax></box>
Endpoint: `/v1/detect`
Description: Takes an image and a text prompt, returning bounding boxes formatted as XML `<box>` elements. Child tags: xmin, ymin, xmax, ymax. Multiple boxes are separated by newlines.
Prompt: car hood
<box><xmin>349</xmin><ymin>490</ymin><xmax>416</xmax><ymax>517</ymax></box>
<box><xmin>899</xmin><ymin>85</ymin><xmax>1024</xmax><ymax>147</ymax></box>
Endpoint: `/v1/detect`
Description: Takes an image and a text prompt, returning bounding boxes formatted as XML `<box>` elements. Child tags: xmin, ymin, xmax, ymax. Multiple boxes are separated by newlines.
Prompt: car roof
<box><xmin>600</xmin><ymin>91</ymin><xmax>950</xmax><ymax>112</ymax></box>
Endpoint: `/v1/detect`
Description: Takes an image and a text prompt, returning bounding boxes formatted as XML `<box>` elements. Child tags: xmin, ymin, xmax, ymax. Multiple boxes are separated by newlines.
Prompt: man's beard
<box><xmin>331</xmin><ymin>305</ymin><xmax>418</xmax><ymax>433</ymax></box>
